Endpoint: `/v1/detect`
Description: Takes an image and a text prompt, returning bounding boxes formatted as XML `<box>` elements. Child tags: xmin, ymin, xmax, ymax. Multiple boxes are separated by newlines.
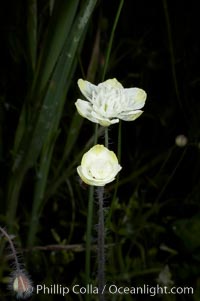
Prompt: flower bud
<box><xmin>77</xmin><ymin>144</ymin><xmax>122</xmax><ymax>186</ymax></box>
<box><xmin>11</xmin><ymin>271</ymin><xmax>33</xmax><ymax>299</ymax></box>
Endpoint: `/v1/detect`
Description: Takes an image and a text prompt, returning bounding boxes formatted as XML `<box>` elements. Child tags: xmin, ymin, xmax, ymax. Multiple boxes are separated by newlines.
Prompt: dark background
<box><xmin>0</xmin><ymin>1</ymin><xmax>200</xmax><ymax>300</ymax></box>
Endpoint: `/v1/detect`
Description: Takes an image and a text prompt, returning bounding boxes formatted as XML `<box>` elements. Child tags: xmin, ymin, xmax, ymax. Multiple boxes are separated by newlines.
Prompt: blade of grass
<box><xmin>6</xmin><ymin>0</ymin><xmax>98</xmax><ymax>231</ymax></box>
<box><xmin>13</xmin><ymin>0</ymin><xmax>79</xmax><ymax>154</ymax></box>
<box><xmin>26</xmin><ymin>0</ymin><xmax>98</xmax><ymax>245</ymax></box>
<box><xmin>27</xmin><ymin>0</ymin><xmax>37</xmax><ymax>73</ymax></box>
<box><xmin>27</xmin><ymin>130</ymin><xmax>58</xmax><ymax>246</ymax></box>
<box><xmin>6</xmin><ymin>0</ymin><xmax>79</xmax><ymax>231</ymax></box>
<box><xmin>32</xmin><ymin>0</ymin><xmax>79</xmax><ymax>98</ymax></box>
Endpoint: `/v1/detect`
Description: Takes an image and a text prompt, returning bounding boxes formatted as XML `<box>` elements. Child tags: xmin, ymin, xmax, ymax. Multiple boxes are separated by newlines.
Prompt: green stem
<box><xmin>101</xmin><ymin>0</ymin><xmax>124</xmax><ymax>81</ymax></box>
<box><xmin>104</xmin><ymin>127</ymin><xmax>109</xmax><ymax>148</ymax></box>
<box><xmin>162</xmin><ymin>0</ymin><xmax>183</xmax><ymax>114</ymax></box>
<box><xmin>117</xmin><ymin>120</ymin><xmax>122</xmax><ymax>161</ymax></box>
<box><xmin>94</xmin><ymin>123</ymin><xmax>99</xmax><ymax>144</ymax></box>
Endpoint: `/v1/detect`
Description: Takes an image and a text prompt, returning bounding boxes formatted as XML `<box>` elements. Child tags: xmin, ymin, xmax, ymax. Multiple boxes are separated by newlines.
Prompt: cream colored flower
<box><xmin>75</xmin><ymin>78</ymin><xmax>147</xmax><ymax>126</ymax></box>
<box><xmin>77</xmin><ymin>144</ymin><xmax>122</xmax><ymax>186</ymax></box>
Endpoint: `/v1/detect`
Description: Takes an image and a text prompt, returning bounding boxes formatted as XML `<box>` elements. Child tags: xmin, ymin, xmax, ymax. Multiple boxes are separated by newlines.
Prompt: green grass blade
<box><xmin>33</xmin><ymin>0</ymin><xmax>79</xmax><ymax>96</ymax></box>
<box><xmin>13</xmin><ymin>0</ymin><xmax>79</xmax><ymax>154</ymax></box>
<box><xmin>25</xmin><ymin>0</ymin><xmax>98</xmax><ymax>243</ymax></box>
<box><xmin>27</xmin><ymin>0</ymin><xmax>37</xmax><ymax>73</ymax></box>
<box><xmin>6</xmin><ymin>0</ymin><xmax>98</xmax><ymax>230</ymax></box>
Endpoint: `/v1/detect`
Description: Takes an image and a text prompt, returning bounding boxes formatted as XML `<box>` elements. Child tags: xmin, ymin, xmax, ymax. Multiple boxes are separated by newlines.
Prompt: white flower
<box><xmin>77</xmin><ymin>144</ymin><xmax>122</xmax><ymax>186</ymax></box>
<box><xmin>75</xmin><ymin>78</ymin><xmax>147</xmax><ymax>126</ymax></box>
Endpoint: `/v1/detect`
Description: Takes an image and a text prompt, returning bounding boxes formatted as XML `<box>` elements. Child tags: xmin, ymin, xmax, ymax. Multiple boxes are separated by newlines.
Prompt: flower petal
<box><xmin>98</xmin><ymin>78</ymin><xmax>123</xmax><ymax>89</ymax></box>
<box><xmin>118</xmin><ymin>110</ymin><xmax>143</xmax><ymax>121</ymax></box>
<box><xmin>124</xmin><ymin>88</ymin><xmax>147</xmax><ymax>110</ymax></box>
<box><xmin>91</xmin><ymin>111</ymin><xmax>119</xmax><ymax>126</ymax></box>
<box><xmin>77</xmin><ymin>166</ymin><xmax>102</xmax><ymax>186</ymax></box>
<box><xmin>77</xmin><ymin>166</ymin><xmax>117</xmax><ymax>186</ymax></box>
<box><xmin>77</xmin><ymin>79</ymin><xmax>97</xmax><ymax>101</ymax></box>
<box><xmin>75</xmin><ymin>99</ymin><xmax>99</xmax><ymax>123</ymax></box>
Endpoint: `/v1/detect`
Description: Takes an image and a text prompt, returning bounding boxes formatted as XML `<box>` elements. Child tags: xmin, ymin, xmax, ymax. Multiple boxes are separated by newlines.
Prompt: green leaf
<box><xmin>7</xmin><ymin>0</ymin><xmax>98</xmax><ymax>231</ymax></box>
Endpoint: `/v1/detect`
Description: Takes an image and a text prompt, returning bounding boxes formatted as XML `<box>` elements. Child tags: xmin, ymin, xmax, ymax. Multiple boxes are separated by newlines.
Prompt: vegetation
<box><xmin>0</xmin><ymin>0</ymin><xmax>200</xmax><ymax>300</ymax></box>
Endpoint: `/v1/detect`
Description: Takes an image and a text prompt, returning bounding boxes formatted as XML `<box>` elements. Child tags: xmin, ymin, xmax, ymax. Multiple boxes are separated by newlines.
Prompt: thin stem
<box><xmin>104</xmin><ymin>127</ymin><xmax>109</xmax><ymax>148</ymax></box>
<box><xmin>101</xmin><ymin>0</ymin><xmax>124</xmax><ymax>81</ymax></box>
<box><xmin>108</xmin><ymin>121</ymin><xmax>121</xmax><ymax>223</ymax></box>
<box><xmin>85</xmin><ymin>185</ymin><xmax>95</xmax><ymax>286</ymax></box>
<box><xmin>97</xmin><ymin>187</ymin><xmax>105</xmax><ymax>301</ymax></box>
<box><xmin>0</xmin><ymin>227</ymin><xmax>20</xmax><ymax>272</ymax></box>
<box><xmin>85</xmin><ymin>123</ymin><xmax>98</xmax><ymax>289</ymax></box>
<box><xmin>154</xmin><ymin>148</ymin><xmax>187</xmax><ymax>205</ymax></box>
<box><xmin>94</xmin><ymin>123</ymin><xmax>99</xmax><ymax>144</ymax></box>
<box><xmin>117</xmin><ymin>120</ymin><xmax>122</xmax><ymax>162</ymax></box>
<box><xmin>162</xmin><ymin>0</ymin><xmax>186</xmax><ymax>120</ymax></box>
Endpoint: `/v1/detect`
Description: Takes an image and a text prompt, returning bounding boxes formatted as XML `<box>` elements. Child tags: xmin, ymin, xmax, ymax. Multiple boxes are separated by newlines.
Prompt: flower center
<box><xmin>93</xmin><ymin>88</ymin><xmax>124</xmax><ymax>118</ymax></box>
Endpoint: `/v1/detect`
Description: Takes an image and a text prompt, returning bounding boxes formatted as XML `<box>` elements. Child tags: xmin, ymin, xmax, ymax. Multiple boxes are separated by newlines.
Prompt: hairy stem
<box><xmin>97</xmin><ymin>187</ymin><xmax>105</xmax><ymax>301</ymax></box>
<box><xmin>85</xmin><ymin>123</ymin><xmax>98</xmax><ymax>290</ymax></box>
<box><xmin>0</xmin><ymin>227</ymin><xmax>20</xmax><ymax>272</ymax></box>
<box><xmin>85</xmin><ymin>185</ymin><xmax>95</xmax><ymax>286</ymax></box>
